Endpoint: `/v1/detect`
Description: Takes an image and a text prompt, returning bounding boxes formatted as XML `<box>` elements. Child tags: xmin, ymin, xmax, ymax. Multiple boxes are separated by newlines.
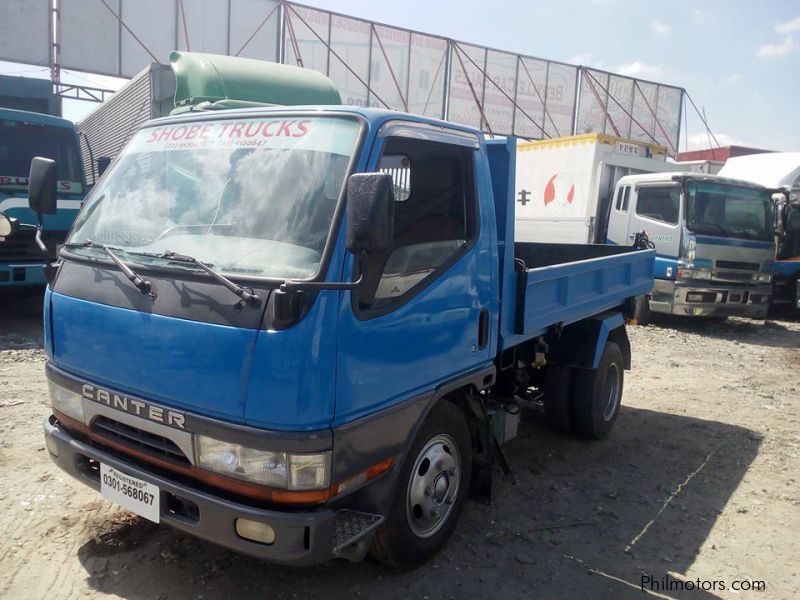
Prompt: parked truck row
<box><xmin>0</xmin><ymin>51</ymin><xmax>794</xmax><ymax>569</ymax></box>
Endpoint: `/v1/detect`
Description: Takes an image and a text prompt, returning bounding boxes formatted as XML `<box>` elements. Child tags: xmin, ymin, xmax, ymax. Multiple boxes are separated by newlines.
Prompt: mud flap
<box><xmin>465</xmin><ymin>391</ymin><xmax>511</xmax><ymax>503</ymax></box>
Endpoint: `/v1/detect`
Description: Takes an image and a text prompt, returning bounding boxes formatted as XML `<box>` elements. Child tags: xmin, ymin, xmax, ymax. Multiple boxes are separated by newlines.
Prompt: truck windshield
<box><xmin>685</xmin><ymin>181</ymin><xmax>773</xmax><ymax>242</ymax></box>
<box><xmin>0</xmin><ymin>120</ymin><xmax>83</xmax><ymax>193</ymax></box>
<box><xmin>67</xmin><ymin>116</ymin><xmax>361</xmax><ymax>280</ymax></box>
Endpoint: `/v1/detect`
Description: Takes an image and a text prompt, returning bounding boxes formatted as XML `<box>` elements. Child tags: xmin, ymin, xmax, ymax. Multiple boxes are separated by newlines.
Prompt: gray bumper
<box><xmin>649</xmin><ymin>279</ymin><xmax>771</xmax><ymax>318</ymax></box>
<box><xmin>44</xmin><ymin>415</ymin><xmax>347</xmax><ymax>565</ymax></box>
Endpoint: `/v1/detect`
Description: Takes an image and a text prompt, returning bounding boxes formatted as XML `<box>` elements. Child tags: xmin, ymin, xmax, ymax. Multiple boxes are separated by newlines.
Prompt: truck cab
<box><xmin>776</xmin><ymin>198</ymin><xmax>800</xmax><ymax>310</ymax></box>
<box><xmin>718</xmin><ymin>152</ymin><xmax>800</xmax><ymax>312</ymax></box>
<box><xmin>0</xmin><ymin>108</ymin><xmax>86</xmax><ymax>287</ymax></box>
<box><xmin>607</xmin><ymin>172</ymin><xmax>775</xmax><ymax>320</ymax></box>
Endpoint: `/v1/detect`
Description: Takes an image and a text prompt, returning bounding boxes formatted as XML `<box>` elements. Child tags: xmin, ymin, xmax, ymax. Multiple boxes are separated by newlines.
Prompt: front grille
<box><xmin>713</xmin><ymin>270</ymin><xmax>753</xmax><ymax>283</ymax></box>
<box><xmin>91</xmin><ymin>416</ymin><xmax>190</xmax><ymax>466</ymax></box>
<box><xmin>0</xmin><ymin>230</ymin><xmax>63</xmax><ymax>262</ymax></box>
<box><xmin>717</xmin><ymin>260</ymin><xmax>759</xmax><ymax>271</ymax></box>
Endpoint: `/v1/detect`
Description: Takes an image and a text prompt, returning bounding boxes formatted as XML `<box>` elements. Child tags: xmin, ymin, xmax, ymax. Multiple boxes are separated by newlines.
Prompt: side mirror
<box><xmin>346</xmin><ymin>173</ymin><xmax>395</xmax><ymax>255</ymax></box>
<box><xmin>96</xmin><ymin>156</ymin><xmax>112</xmax><ymax>178</ymax></box>
<box><xmin>28</xmin><ymin>157</ymin><xmax>57</xmax><ymax>216</ymax></box>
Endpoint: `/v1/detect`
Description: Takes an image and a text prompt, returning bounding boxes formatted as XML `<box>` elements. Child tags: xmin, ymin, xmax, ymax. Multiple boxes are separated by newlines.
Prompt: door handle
<box><xmin>477</xmin><ymin>308</ymin><xmax>489</xmax><ymax>350</ymax></box>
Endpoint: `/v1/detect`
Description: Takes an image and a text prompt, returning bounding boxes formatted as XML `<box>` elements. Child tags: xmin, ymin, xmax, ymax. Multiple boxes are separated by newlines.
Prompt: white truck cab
<box><xmin>607</xmin><ymin>173</ymin><xmax>776</xmax><ymax>320</ymax></box>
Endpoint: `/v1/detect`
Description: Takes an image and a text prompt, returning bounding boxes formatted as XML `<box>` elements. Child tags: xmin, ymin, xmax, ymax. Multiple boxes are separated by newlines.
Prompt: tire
<box><xmin>542</xmin><ymin>364</ymin><xmax>574</xmax><ymax>433</ymax></box>
<box><xmin>572</xmin><ymin>341</ymin><xmax>624</xmax><ymax>439</ymax></box>
<box><xmin>631</xmin><ymin>294</ymin><xmax>652</xmax><ymax>325</ymax></box>
<box><xmin>370</xmin><ymin>400</ymin><xmax>472</xmax><ymax>569</ymax></box>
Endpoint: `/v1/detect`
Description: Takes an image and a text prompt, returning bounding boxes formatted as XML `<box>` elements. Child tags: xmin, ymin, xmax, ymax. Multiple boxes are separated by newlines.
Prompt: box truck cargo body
<box><xmin>514</xmin><ymin>134</ymin><xmax>674</xmax><ymax>244</ymax></box>
<box><xmin>76</xmin><ymin>64</ymin><xmax>175</xmax><ymax>186</ymax></box>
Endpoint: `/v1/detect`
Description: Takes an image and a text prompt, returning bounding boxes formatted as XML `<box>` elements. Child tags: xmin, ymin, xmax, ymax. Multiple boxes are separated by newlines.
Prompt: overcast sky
<box><xmin>2</xmin><ymin>0</ymin><xmax>798</xmax><ymax>152</ymax></box>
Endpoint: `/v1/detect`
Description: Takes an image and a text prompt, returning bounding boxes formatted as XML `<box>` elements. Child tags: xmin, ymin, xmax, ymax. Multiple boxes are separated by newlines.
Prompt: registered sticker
<box><xmin>100</xmin><ymin>463</ymin><xmax>160</xmax><ymax>523</ymax></box>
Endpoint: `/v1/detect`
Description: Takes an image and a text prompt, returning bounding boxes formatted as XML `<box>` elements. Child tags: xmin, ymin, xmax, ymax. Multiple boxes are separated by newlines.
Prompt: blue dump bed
<box><xmin>502</xmin><ymin>242</ymin><xmax>655</xmax><ymax>348</ymax></box>
<box><xmin>485</xmin><ymin>137</ymin><xmax>655</xmax><ymax>352</ymax></box>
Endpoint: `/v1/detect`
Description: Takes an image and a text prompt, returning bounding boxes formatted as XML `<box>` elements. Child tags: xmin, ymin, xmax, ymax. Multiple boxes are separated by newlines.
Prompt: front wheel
<box><xmin>370</xmin><ymin>400</ymin><xmax>472</xmax><ymax>569</ymax></box>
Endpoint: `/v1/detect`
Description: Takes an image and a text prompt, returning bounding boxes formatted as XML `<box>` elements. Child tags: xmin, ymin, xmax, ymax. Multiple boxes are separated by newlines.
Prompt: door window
<box><xmin>615</xmin><ymin>186</ymin><xmax>631</xmax><ymax>212</ymax></box>
<box><xmin>358</xmin><ymin>137</ymin><xmax>477</xmax><ymax>313</ymax></box>
<box><xmin>636</xmin><ymin>186</ymin><xmax>680</xmax><ymax>225</ymax></box>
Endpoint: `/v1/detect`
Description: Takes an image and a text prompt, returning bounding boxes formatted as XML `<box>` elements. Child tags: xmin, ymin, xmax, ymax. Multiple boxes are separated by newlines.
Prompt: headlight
<box><xmin>48</xmin><ymin>379</ymin><xmax>85</xmax><ymax>422</ymax></box>
<box><xmin>195</xmin><ymin>435</ymin><xmax>330</xmax><ymax>490</ymax></box>
<box><xmin>677</xmin><ymin>267</ymin><xmax>712</xmax><ymax>281</ymax></box>
<box><xmin>753</xmin><ymin>272</ymin><xmax>772</xmax><ymax>283</ymax></box>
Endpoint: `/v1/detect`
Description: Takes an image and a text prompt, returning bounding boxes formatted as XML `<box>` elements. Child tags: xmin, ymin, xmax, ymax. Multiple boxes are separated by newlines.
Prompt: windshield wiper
<box><xmin>78</xmin><ymin>240</ymin><xmax>156</xmax><ymax>299</ymax></box>
<box><xmin>159</xmin><ymin>250</ymin><xmax>261</xmax><ymax>309</ymax></box>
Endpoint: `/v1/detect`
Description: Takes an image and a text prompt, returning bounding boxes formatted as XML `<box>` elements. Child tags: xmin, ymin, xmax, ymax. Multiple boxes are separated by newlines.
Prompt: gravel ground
<box><xmin>1</xmin><ymin>290</ymin><xmax>798</xmax><ymax>600</ymax></box>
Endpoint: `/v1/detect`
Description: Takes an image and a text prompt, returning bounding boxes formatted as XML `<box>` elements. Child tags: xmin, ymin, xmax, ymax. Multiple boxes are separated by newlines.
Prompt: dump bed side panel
<box><xmin>499</xmin><ymin>246</ymin><xmax>654</xmax><ymax>350</ymax></box>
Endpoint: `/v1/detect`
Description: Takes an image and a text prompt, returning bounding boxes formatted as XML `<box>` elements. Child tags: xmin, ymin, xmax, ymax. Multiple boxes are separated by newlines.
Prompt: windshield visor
<box><xmin>686</xmin><ymin>181</ymin><xmax>773</xmax><ymax>242</ymax></box>
<box><xmin>0</xmin><ymin>120</ymin><xmax>83</xmax><ymax>193</ymax></box>
<box><xmin>67</xmin><ymin>116</ymin><xmax>361</xmax><ymax>280</ymax></box>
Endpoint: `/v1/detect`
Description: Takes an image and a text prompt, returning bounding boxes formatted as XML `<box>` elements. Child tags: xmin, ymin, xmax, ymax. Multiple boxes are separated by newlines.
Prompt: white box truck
<box><xmin>514</xmin><ymin>133</ymin><xmax>674</xmax><ymax>244</ymax></box>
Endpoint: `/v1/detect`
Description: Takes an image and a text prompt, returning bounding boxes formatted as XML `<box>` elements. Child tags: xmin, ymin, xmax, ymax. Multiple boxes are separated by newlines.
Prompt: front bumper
<box><xmin>649</xmin><ymin>279</ymin><xmax>771</xmax><ymax>318</ymax></box>
<box><xmin>44</xmin><ymin>415</ymin><xmax>379</xmax><ymax>565</ymax></box>
<box><xmin>0</xmin><ymin>262</ymin><xmax>47</xmax><ymax>286</ymax></box>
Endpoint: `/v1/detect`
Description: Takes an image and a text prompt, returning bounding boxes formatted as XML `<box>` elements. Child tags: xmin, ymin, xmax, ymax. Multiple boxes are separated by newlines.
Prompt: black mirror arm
<box><xmin>279</xmin><ymin>271</ymin><xmax>364</xmax><ymax>293</ymax></box>
<box><xmin>34</xmin><ymin>226</ymin><xmax>47</xmax><ymax>252</ymax></box>
<box><xmin>4</xmin><ymin>218</ymin><xmax>47</xmax><ymax>251</ymax></box>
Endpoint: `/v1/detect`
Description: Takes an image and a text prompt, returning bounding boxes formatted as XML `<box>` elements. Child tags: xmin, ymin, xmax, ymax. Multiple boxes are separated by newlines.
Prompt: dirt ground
<box><xmin>1</xmin><ymin>290</ymin><xmax>798</xmax><ymax>600</ymax></box>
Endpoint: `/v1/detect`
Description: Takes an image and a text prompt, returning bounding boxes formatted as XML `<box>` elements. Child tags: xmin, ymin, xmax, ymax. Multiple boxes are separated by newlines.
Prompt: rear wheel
<box><xmin>572</xmin><ymin>342</ymin><xmax>624</xmax><ymax>439</ymax></box>
<box><xmin>370</xmin><ymin>400</ymin><xmax>472</xmax><ymax>569</ymax></box>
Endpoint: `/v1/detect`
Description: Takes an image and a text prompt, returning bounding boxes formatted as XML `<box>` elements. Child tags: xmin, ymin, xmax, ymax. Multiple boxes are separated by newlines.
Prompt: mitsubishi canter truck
<box><xmin>38</xmin><ymin>52</ymin><xmax>655</xmax><ymax>569</ymax></box>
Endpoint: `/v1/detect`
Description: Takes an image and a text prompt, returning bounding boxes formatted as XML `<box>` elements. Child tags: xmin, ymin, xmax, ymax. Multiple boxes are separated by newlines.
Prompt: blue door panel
<box><xmin>335</xmin><ymin>250</ymin><xmax>493</xmax><ymax>425</ymax></box>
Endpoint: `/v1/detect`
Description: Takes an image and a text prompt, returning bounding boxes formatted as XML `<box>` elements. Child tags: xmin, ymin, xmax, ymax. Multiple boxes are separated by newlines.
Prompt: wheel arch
<box><xmin>548</xmin><ymin>311</ymin><xmax>630</xmax><ymax>370</ymax></box>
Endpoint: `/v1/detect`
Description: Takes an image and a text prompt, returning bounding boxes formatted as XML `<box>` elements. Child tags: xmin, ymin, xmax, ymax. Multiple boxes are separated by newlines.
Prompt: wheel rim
<box><xmin>601</xmin><ymin>362</ymin><xmax>621</xmax><ymax>421</ymax></box>
<box><xmin>405</xmin><ymin>433</ymin><xmax>462</xmax><ymax>539</ymax></box>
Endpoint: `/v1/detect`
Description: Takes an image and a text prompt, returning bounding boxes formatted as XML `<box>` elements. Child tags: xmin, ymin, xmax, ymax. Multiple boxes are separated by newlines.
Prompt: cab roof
<box><xmin>617</xmin><ymin>171</ymin><xmax>772</xmax><ymax>191</ymax></box>
<box><xmin>144</xmin><ymin>104</ymin><xmax>487</xmax><ymax>139</ymax></box>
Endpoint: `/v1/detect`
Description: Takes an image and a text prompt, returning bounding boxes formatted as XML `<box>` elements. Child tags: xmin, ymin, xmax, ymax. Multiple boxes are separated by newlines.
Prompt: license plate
<box><xmin>100</xmin><ymin>463</ymin><xmax>160</xmax><ymax>523</ymax></box>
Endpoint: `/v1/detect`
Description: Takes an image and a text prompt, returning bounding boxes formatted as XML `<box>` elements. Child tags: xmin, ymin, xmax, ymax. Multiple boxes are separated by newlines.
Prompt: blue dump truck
<box><xmin>0</xmin><ymin>108</ymin><xmax>86</xmax><ymax>288</ymax></box>
<box><xmin>38</xmin><ymin>54</ymin><xmax>654</xmax><ymax>568</ymax></box>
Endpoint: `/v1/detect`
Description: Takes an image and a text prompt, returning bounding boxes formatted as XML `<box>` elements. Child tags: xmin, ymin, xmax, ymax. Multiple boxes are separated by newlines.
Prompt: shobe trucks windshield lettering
<box><xmin>514</xmin><ymin>135</ymin><xmax>777</xmax><ymax>322</ymax></box>
<box><xmin>40</xmin><ymin>53</ymin><xmax>654</xmax><ymax>568</ymax></box>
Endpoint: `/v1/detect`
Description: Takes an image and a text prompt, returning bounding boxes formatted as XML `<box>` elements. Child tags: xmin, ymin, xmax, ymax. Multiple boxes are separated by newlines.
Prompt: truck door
<box><xmin>605</xmin><ymin>183</ymin><xmax>633</xmax><ymax>245</ymax></box>
<box><xmin>627</xmin><ymin>183</ymin><xmax>682</xmax><ymax>277</ymax></box>
<box><xmin>334</xmin><ymin>123</ymin><xmax>495</xmax><ymax>425</ymax></box>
